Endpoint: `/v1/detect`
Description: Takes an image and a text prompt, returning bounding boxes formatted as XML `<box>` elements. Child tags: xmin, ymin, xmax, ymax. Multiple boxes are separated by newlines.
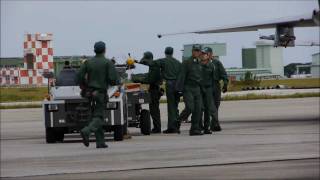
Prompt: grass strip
<box><xmin>222</xmin><ymin>92</ymin><xmax>320</xmax><ymax>101</ymax></box>
<box><xmin>159</xmin><ymin>92</ymin><xmax>320</xmax><ymax>103</ymax></box>
<box><xmin>0</xmin><ymin>87</ymin><xmax>47</xmax><ymax>102</ymax></box>
<box><xmin>1</xmin><ymin>93</ymin><xmax>319</xmax><ymax>109</ymax></box>
<box><xmin>0</xmin><ymin>104</ymin><xmax>42</xmax><ymax>109</ymax></box>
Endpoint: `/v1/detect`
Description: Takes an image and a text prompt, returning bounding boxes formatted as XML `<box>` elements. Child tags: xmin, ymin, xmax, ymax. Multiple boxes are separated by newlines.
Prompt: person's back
<box><xmin>78</xmin><ymin>55</ymin><xmax>119</xmax><ymax>92</ymax></box>
<box><xmin>85</xmin><ymin>55</ymin><xmax>115</xmax><ymax>90</ymax></box>
<box><xmin>78</xmin><ymin>41</ymin><xmax>119</xmax><ymax>149</ymax></box>
<box><xmin>157</xmin><ymin>56</ymin><xmax>181</xmax><ymax>80</ymax></box>
<box><xmin>155</xmin><ymin>47</ymin><xmax>182</xmax><ymax>134</ymax></box>
<box><xmin>139</xmin><ymin>52</ymin><xmax>163</xmax><ymax>85</ymax></box>
<box><xmin>63</xmin><ymin>61</ymin><xmax>71</xmax><ymax>69</ymax></box>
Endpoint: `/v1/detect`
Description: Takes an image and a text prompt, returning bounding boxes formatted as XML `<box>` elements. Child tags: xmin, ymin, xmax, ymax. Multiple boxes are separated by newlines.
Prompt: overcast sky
<box><xmin>1</xmin><ymin>0</ymin><xmax>319</xmax><ymax>73</ymax></box>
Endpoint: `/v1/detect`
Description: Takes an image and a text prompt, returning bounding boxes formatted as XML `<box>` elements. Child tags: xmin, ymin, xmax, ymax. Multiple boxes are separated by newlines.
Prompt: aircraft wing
<box><xmin>195</xmin><ymin>13</ymin><xmax>317</xmax><ymax>34</ymax></box>
<box><xmin>158</xmin><ymin>10</ymin><xmax>319</xmax><ymax>37</ymax></box>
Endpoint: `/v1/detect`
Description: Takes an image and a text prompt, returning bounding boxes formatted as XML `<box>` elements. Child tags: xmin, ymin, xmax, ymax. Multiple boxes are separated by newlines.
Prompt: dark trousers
<box><xmin>149</xmin><ymin>84</ymin><xmax>161</xmax><ymax>131</ymax></box>
<box><xmin>166</xmin><ymin>80</ymin><xmax>180</xmax><ymax>130</ymax></box>
<box><xmin>212</xmin><ymin>83</ymin><xmax>222</xmax><ymax>126</ymax></box>
<box><xmin>201</xmin><ymin>86</ymin><xmax>218</xmax><ymax>130</ymax></box>
<box><xmin>183</xmin><ymin>85</ymin><xmax>202</xmax><ymax>132</ymax></box>
<box><xmin>81</xmin><ymin>91</ymin><xmax>106</xmax><ymax>146</ymax></box>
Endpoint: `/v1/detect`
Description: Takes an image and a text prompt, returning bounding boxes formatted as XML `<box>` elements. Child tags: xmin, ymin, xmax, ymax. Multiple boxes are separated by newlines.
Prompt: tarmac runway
<box><xmin>1</xmin><ymin>97</ymin><xmax>319</xmax><ymax>179</ymax></box>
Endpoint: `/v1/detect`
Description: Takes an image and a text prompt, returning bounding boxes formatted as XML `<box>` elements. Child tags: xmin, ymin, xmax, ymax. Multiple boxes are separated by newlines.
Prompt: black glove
<box><xmin>126</xmin><ymin>64</ymin><xmax>135</xmax><ymax>70</ymax></box>
<box><xmin>176</xmin><ymin>91</ymin><xmax>183</xmax><ymax>97</ymax></box>
<box><xmin>222</xmin><ymin>85</ymin><xmax>228</xmax><ymax>93</ymax></box>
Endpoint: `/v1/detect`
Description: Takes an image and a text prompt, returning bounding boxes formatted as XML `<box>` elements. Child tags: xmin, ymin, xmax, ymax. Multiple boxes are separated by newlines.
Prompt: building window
<box><xmin>14</xmin><ymin>77</ymin><xmax>18</xmax><ymax>83</ymax></box>
<box><xmin>26</xmin><ymin>53</ymin><xmax>34</xmax><ymax>69</ymax></box>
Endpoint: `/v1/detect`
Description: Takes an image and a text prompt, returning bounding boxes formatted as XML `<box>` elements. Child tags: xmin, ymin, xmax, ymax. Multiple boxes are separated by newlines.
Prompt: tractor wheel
<box><xmin>46</xmin><ymin>127</ymin><xmax>56</xmax><ymax>143</ymax></box>
<box><xmin>114</xmin><ymin>125</ymin><xmax>124</xmax><ymax>141</ymax></box>
<box><xmin>140</xmin><ymin>109</ymin><xmax>151</xmax><ymax>135</ymax></box>
<box><xmin>55</xmin><ymin>128</ymin><xmax>65</xmax><ymax>142</ymax></box>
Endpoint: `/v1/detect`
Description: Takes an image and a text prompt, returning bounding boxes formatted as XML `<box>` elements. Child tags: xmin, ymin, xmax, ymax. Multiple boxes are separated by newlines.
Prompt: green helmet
<box><xmin>164</xmin><ymin>47</ymin><xmax>174</xmax><ymax>55</ymax></box>
<box><xmin>143</xmin><ymin>51</ymin><xmax>153</xmax><ymax>59</ymax></box>
<box><xmin>94</xmin><ymin>41</ymin><xmax>106</xmax><ymax>54</ymax></box>
<box><xmin>192</xmin><ymin>44</ymin><xmax>202</xmax><ymax>51</ymax></box>
<box><xmin>201</xmin><ymin>47</ymin><xmax>213</xmax><ymax>53</ymax></box>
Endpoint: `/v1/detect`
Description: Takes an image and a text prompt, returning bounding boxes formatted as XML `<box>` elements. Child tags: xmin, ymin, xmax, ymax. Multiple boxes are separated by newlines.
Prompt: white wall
<box><xmin>256</xmin><ymin>43</ymin><xmax>284</xmax><ymax>77</ymax></box>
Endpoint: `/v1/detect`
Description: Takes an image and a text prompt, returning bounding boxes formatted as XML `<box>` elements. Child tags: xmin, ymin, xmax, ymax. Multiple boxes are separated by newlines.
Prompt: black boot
<box><xmin>211</xmin><ymin>125</ymin><xmax>222</xmax><ymax>132</ymax></box>
<box><xmin>96</xmin><ymin>144</ymin><xmax>108</xmax><ymax>148</ymax></box>
<box><xmin>211</xmin><ymin>121</ymin><xmax>222</xmax><ymax>132</ymax></box>
<box><xmin>163</xmin><ymin>129</ymin><xmax>180</xmax><ymax>134</ymax></box>
<box><xmin>204</xmin><ymin>129</ymin><xmax>212</xmax><ymax>134</ymax></box>
<box><xmin>151</xmin><ymin>128</ymin><xmax>161</xmax><ymax>134</ymax></box>
<box><xmin>80</xmin><ymin>130</ymin><xmax>89</xmax><ymax>147</ymax></box>
<box><xmin>189</xmin><ymin>130</ymin><xmax>203</xmax><ymax>136</ymax></box>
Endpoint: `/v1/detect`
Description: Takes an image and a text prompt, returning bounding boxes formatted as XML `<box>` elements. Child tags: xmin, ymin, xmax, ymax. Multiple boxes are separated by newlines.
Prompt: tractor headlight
<box><xmin>48</xmin><ymin>104</ymin><xmax>58</xmax><ymax>111</ymax></box>
<box><xmin>106</xmin><ymin>102</ymin><xmax>117</xmax><ymax>110</ymax></box>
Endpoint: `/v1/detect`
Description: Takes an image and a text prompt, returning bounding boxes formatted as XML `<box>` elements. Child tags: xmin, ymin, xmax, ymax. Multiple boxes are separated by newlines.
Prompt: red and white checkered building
<box><xmin>0</xmin><ymin>33</ymin><xmax>54</xmax><ymax>86</ymax></box>
<box><xmin>0</xmin><ymin>67</ymin><xmax>20</xmax><ymax>85</ymax></box>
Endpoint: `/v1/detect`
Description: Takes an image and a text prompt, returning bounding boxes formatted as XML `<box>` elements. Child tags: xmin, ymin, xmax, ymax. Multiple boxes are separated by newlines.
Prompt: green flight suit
<box><xmin>176</xmin><ymin>56</ymin><xmax>202</xmax><ymax>133</ymax></box>
<box><xmin>140</xmin><ymin>58</ymin><xmax>163</xmax><ymax>131</ymax></box>
<box><xmin>211</xmin><ymin>58</ymin><xmax>228</xmax><ymax>127</ymax></box>
<box><xmin>154</xmin><ymin>56</ymin><xmax>181</xmax><ymax>131</ymax></box>
<box><xmin>77</xmin><ymin>54</ymin><xmax>120</xmax><ymax>146</ymax></box>
<box><xmin>199</xmin><ymin>62</ymin><xmax>218</xmax><ymax>131</ymax></box>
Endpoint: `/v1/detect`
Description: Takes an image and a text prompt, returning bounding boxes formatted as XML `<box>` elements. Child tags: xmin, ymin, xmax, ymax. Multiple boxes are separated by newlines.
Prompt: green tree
<box><xmin>244</xmin><ymin>71</ymin><xmax>253</xmax><ymax>81</ymax></box>
<box><xmin>242</xmin><ymin>71</ymin><xmax>260</xmax><ymax>86</ymax></box>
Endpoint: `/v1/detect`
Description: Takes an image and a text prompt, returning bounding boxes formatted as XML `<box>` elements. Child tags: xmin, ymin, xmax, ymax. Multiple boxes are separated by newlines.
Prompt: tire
<box><xmin>46</xmin><ymin>127</ymin><xmax>56</xmax><ymax>143</ymax></box>
<box><xmin>140</xmin><ymin>109</ymin><xmax>151</xmax><ymax>135</ymax></box>
<box><xmin>114</xmin><ymin>125</ymin><xmax>124</xmax><ymax>141</ymax></box>
<box><xmin>56</xmin><ymin>130</ymin><xmax>65</xmax><ymax>142</ymax></box>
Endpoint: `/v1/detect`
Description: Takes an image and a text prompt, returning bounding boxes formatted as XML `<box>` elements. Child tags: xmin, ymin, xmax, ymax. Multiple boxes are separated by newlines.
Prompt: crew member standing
<box><xmin>63</xmin><ymin>61</ymin><xmax>72</xmax><ymax>69</ymax></box>
<box><xmin>139</xmin><ymin>52</ymin><xmax>163</xmax><ymax>133</ymax></box>
<box><xmin>176</xmin><ymin>44</ymin><xmax>203</xmax><ymax>136</ymax></box>
<box><xmin>154</xmin><ymin>47</ymin><xmax>181</xmax><ymax>134</ymax></box>
<box><xmin>199</xmin><ymin>47</ymin><xmax>217</xmax><ymax>134</ymax></box>
<box><xmin>77</xmin><ymin>41</ymin><xmax>120</xmax><ymax>148</ymax></box>
<box><xmin>209</xmin><ymin>49</ymin><xmax>228</xmax><ymax>131</ymax></box>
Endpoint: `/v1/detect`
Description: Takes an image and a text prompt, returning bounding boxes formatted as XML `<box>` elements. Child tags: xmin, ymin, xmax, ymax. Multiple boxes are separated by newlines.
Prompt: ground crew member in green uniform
<box><xmin>153</xmin><ymin>47</ymin><xmax>181</xmax><ymax>134</ymax></box>
<box><xmin>200</xmin><ymin>47</ymin><xmax>217</xmax><ymax>134</ymax></box>
<box><xmin>139</xmin><ymin>52</ymin><xmax>163</xmax><ymax>133</ymax></box>
<box><xmin>199</xmin><ymin>47</ymin><xmax>218</xmax><ymax>134</ymax></box>
<box><xmin>176</xmin><ymin>44</ymin><xmax>203</xmax><ymax>136</ymax></box>
<box><xmin>77</xmin><ymin>41</ymin><xmax>120</xmax><ymax>148</ymax></box>
<box><xmin>209</xmin><ymin>49</ymin><xmax>228</xmax><ymax>131</ymax></box>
